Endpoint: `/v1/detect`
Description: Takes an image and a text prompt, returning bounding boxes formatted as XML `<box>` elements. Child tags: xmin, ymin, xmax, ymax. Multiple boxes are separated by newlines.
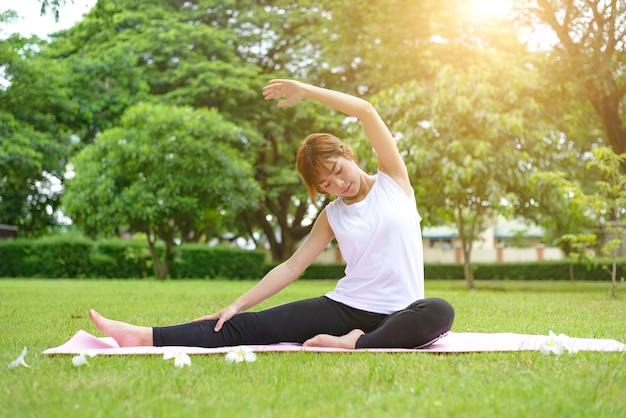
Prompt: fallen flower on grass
<box><xmin>163</xmin><ymin>351</ymin><xmax>191</xmax><ymax>368</ymax></box>
<box><xmin>539</xmin><ymin>330</ymin><xmax>578</xmax><ymax>355</ymax></box>
<box><xmin>558</xmin><ymin>333</ymin><xmax>579</xmax><ymax>354</ymax></box>
<box><xmin>225</xmin><ymin>346</ymin><xmax>257</xmax><ymax>364</ymax></box>
<box><xmin>72</xmin><ymin>350</ymin><xmax>97</xmax><ymax>367</ymax></box>
<box><xmin>7</xmin><ymin>347</ymin><xmax>29</xmax><ymax>369</ymax></box>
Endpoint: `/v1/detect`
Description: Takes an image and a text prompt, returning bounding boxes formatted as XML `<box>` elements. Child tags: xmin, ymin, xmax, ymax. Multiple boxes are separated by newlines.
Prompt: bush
<box><xmin>29</xmin><ymin>235</ymin><xmax>93</xmax><ymax>278</ymax></box>
<box><xmin>296</xmin><ymin>260</ymin><xmax>626</xmax><ymax>282</ymax></box>
<box><xmin>2</xmin><ymin>235</ymin><xmax>622</xmax><ymax>282</ymax></box>
<box><xmin>91</xmin><ymin>239</ymin><xmax>150</xmax><ymax>278</ymax></box>
<box><xmin>426</xmin><ymin>259</ymin><xmax>625</xmax><ymax>281</ymax></box>
<box><xmin>300</xmin><ymin>263</ymin><xmax>345</xmax><ymax>280</ymax></box>
<box><xmin>172</xmin><ymin>244</ymin><xmax>265</xmax><ymax>279</ymax></box>
<box><xmin>0</xmin><ymin>239</ymin><xmax>35</xmax><ymax>277</ymax></box>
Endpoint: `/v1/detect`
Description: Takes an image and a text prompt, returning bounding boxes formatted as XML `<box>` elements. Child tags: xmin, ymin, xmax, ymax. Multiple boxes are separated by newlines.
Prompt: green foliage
<box><xmin>303</xmin><ymin>260</ymin><xmax>625</xmax><ymax>283</ymax></box>
<box><xmin>0</xmin><ymin>238</ymin><xmax>33</xmax><ymax>277</ymax></box>
<box><xmin>531</xmin><ymin>146</ymin><xmax>626</xmax><ymax>297</ymax></box>
<box><xmin>90</xmin><ymin>238</ymin><xmax>150</xmax><ymax>279</ymax></box>
<box><xmin>68</xmin><ymin>100</ymin><xmax>259</xmax><ymax>225</ymax></box>
<box><xmin>0</xmin><ymin>235</ymin><xmax>93</xmax><ymax>278</ymax></box>
<box><xmin>584</xmin><ymin>147</ymin><xmax>626</xmax><ymax>297</ymax></box>
<box><xmin>172</xmin><ymin>244</ymin><xmax>265</xmax><ymax>280</ymax></box>
<box><xmin>517</xmin><ymin>0</ymin><xmax>626</xmax><ymax>160</ymax></box>
<box><xmin>0</xmin><ymin>236</ymin><xmax>267</xmax><ymax>280</ymax></box>
<box><xmin>44</xmin><ymin>0</ymin><xmax>262</xmax><ymax>142</ymax></box>
<box><xmin>0</xmin><ymin>35</ymin><xmax>74</xmax><ymax>236</ymax></box>
<box><xmin>299</xmin><ymin>263</ymin><xmax>345</xmax><ymax>280</ymax></box>
<box><xmin>0</xmin><ymin>113</ymin><xmax>46</xmax><ymax>229</ymax></box>
<box><xmin>361</xmin><ymin>63</ymin><xmax>545</xmax><ymax>288</ymax></box>
<box><xmin>529</xmin><ymin>170</ymin><xmax>596</xmax><ymax>254</ymax></box>
<box><xmin>63</xmin><ymin>102</ymin><xmax>261</xmax><ymax>278</ymax></box>
<box><xmin>261</xmin><ymin>259</ymin><xmax>626</xmax><ymax>284</ymax></box>
<box><xmin>3</xmin><ymin>0</ymin><xmax>622</xmax><ymax>273</ymax></box>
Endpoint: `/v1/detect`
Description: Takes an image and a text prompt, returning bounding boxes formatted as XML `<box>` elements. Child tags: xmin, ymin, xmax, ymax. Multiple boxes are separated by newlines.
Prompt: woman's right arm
<box><xmin>194</xmin><ymin>209</ymin><xmax>334</xmax><ymax>331</ymax></box>
<box><xmin>263</xmin><ymin>79</ymin><xmax>412</xmax><ymax>195</ymax></box>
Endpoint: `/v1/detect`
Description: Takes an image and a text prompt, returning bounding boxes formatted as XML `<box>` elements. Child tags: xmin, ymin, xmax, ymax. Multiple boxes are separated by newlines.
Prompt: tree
<box><xmin>43</xmin><ymin>0</ymin><xmax>318</xmax><ymax>260</ymax></box>
<box><xmin>0</xmin><ymin>113</ymin><xmax>53</xmax><ymax>232</ymax></box>
<box><xmin>31</xmin><ymin>0</ymin><xmax>67</xmax><ymax>21</ymax></box>
<box><xmin>586</xmin><ymin>146</ymin><xmax>626</xmax><ymax>298</ymax></box>
<box><xmin>358</xmin><ymin>62</ymin><xmax>545</xmax><ymax>289</ymax></box>
<box><xmin>529</xmin><ymin>170</ymin><xmax>595</xmax><ymax>280</ymax></box>
<box><xmin>532</xmin><ymin>147</ymin><xmax>625</xmax><ymax>296</ymax></box>
<box><xmin>63</xmin><ymin>102</ymin><xmax>260</xmax><ymax>279</ymax></box>
<box><xmin>518</xmin><ymin>0</ymin><xmax>626</xmax><ymax>165</ymax></box>
<box><xmin>44</xmin><ymin>0</ymin><xmax>260</xmax><ymax>144</ymax></box>
<box><xmin>0</xmin><ymin>33</ymin><xmax>77</xmax><ymax>236</ymax></box>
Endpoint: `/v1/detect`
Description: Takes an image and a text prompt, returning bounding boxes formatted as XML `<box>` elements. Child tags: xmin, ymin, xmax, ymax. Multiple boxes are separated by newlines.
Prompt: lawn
<box><xmin>1</xmin><ymin>279</ymin><xmax>625</xmax><ymax>418</ymax></box>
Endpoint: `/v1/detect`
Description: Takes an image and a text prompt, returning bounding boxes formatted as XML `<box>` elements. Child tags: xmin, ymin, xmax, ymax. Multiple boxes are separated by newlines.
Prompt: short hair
<box><xmin>296</xmin><ymin>133</ymin><xmax>357</xmax><ymax>202</ymax></box>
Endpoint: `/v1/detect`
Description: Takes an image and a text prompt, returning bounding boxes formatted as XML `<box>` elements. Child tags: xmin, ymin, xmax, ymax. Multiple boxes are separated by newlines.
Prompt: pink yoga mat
<box><xmin>42</xmin><ymin>330</ymin><xmax>626</xmax><ymax>355</ymax></box>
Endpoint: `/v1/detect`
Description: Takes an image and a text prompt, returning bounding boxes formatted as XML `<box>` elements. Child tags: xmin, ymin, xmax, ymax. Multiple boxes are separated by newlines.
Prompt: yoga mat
<box><xmin>42</xmin><ymin>330</ymin><xmax>626</xmax><ymax>355</ymax></box>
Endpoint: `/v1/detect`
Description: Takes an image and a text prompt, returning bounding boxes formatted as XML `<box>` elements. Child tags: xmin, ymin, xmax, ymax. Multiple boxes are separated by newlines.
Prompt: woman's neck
<box><xmin>343</xmin><ymin>173</ymin><xmax>375</xmax><ymax>205</ymax></box>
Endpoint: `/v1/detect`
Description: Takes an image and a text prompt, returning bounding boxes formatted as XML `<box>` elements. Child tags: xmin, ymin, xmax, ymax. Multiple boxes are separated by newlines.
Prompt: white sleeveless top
<box><xmin>324</xmin><ymin>171</ymin><xmax>424</xmax><ymax>314</ymax></box>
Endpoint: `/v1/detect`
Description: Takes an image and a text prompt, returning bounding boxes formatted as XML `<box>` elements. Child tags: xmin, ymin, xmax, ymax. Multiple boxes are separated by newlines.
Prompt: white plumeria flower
<box><xmin>7</xmin><ymin>347</ymin><xmax>29</xmax><ymax>369</ymax></box>
<box><xmin>539</xmin><ymin>330</ymin><xmax>578</xmax><ymax>355</ymax></box>
<box><xmin>539</xmin><ymin>330</ymin><xmax>566</xmax><ymax>355</ymax></box>
<box><xmin>72</xmin><ymin>350</ymin><xmax>97</xmax><ymax>367</ymax></box>
<box><xmin>163</xmin><ymin>351</ymin><xmax>191</xmax><ymax>368</ymax></box>
<box><xmin>558</xmin><ymin>333</ymin><xmax>579</xmax><ymax>354</ymax></box>
<box><xmin>225</xmin><ymin>346</ymin><xmax>257</xmax><ymax>364</ymax></box>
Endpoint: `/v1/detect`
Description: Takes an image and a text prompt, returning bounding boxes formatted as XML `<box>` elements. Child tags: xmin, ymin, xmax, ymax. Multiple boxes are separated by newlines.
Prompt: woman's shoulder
<box><xmin>376</xmin><ymin>170</ymin><xmax>413</xmax><ymax>197</ymax></box>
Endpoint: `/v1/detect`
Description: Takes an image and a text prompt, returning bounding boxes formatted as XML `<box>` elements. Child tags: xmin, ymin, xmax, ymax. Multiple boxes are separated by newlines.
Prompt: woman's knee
<box><xmin>406</xmin><ymin>297</ymin><xmax>455</xmax><ymax>328</ymax></box>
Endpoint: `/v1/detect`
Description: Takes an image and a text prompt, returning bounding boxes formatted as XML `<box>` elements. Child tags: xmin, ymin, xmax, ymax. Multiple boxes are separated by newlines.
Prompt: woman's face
<box><xmin>318</xmin><ymin>157</ymin><xmax>361</xmax><ymax>199</ymax></box>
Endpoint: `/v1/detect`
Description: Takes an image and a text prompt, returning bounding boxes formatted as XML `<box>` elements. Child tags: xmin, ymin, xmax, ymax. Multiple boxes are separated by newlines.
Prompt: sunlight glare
<box><xmin>468</xmin><ymin>0</ymin><xmax>514</xmax><ymax>18</ymax></box>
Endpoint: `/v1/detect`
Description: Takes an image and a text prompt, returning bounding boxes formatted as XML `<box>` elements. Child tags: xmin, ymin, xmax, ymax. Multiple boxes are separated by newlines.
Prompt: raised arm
<box><xmin>263</xmin><ymin>79</ymin><xmax>412</xmax><ymax>195</ymax></box>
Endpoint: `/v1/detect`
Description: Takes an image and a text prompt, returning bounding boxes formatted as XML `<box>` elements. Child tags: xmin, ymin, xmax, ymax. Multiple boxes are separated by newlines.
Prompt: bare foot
<box><xmin>303</xmin><ymin>329</ymin><xmax>365</xmax><ymax>349</ymax></box>
<box><xmin>89</xmin><ymin>309</ymin><xmax>153</xmax><ymax>347</ymax></box>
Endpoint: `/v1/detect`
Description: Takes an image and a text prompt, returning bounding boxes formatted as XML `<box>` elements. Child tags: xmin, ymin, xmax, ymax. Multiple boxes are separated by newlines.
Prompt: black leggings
<box><xmin>153</xmin><ymin>296</ymin><xmax>454</xmax><ymax>349</ymax></box>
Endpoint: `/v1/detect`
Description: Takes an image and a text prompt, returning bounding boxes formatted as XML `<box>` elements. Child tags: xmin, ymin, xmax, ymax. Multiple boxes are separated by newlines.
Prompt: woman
<box><xmin>89</xmin><ymin>79</ymin><xmax>454</xmax><ymax>349</ymax></box>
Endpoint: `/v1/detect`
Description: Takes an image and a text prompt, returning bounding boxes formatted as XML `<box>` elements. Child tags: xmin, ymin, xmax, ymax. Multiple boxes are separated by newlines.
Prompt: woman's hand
<box><xmin>193</xmin><ymin>304</ymin><xmax>240</xmax><ymax>332</ymax></box>
<box><xmin>263</xmin><ymin>79</ymin><xmax>307</xmax><ymax>107</ymax></box>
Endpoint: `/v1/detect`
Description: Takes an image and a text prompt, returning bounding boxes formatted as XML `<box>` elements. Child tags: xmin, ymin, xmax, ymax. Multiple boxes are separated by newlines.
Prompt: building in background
<box><xmin>0</xmin><ymin>224</ymin><xmax>18</xmax><ymax>240</ymax></box>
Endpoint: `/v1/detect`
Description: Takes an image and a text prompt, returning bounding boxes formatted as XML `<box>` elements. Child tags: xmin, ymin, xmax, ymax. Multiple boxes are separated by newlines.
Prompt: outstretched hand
<box><xmin>193</xmin><ymin>305</ymin><xmax>239</xmax><ymax>332</ymax></box>
<box><xmin>263</xmin><ymin>79</ymin><xmax>306</xmax><ymax>108</ymax></box>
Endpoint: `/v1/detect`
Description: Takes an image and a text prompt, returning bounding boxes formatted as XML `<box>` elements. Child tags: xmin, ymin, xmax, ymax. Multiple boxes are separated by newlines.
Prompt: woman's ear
<box><xmin>342</xmin><ymin>145</ymin><xmax>356</xmax><ymax>161</ymax></box>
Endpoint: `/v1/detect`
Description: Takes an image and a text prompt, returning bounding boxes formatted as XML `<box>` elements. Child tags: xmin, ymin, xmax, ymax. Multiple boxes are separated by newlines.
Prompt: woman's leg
<box><xmin>354</xmin><ymin>298</ymin><xmax>455</xmax><ymax>349</ymax></box>
<box><xmin>89</xmin><ymin>309</ymin><xmax>153</xmax><ymax>346</ymax></box>
<box><xmin>91</xmin><ymin>297</ymin><xmax>386</xmax><ymax>348</ymax></box>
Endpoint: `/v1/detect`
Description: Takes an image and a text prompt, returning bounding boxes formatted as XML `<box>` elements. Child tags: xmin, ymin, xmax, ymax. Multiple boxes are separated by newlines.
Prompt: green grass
<box><xmin>1</xmin><ymin>279</ymin><xmax>625</xmax><ymax>418</ymax></box>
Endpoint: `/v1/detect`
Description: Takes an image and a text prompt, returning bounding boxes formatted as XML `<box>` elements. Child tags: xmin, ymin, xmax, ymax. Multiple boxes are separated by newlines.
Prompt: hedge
<box><xmin>0</xmin><ymin>238</ymin><xmax>33</xmax><ymax>277</ymax></box>
<box><xmin>298</xmin><ymin>260</ymin><xmax>625</xmax><ymax>282</ymax></box>
<box><xmin>0</xmin><ymin>236</ymin><xmax>265</xmax><ymax>279</ymax></box>
<box><xmin>171</xmin><ymin>244</ymin><xmax>265</xmax><ymax>279</ymax></box>
<box><xmin>424</xmin><ymin>260</ymin><xmax>626</xmax><ymax>281</ymax></box>
<box><xmin>90</xmin><ymin>239</ymin><xmax>151</xmax><ymax>278</ymax></box>
<box><xmin>0</xmin><ymin>236</ymin><xmax>623</xmax><ymax>281</ymax></box>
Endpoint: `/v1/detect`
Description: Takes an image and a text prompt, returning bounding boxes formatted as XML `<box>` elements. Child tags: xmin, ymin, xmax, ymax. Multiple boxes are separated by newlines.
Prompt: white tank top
<box><xmin>325</xmin><ymin>171</ymin><xmax>424</xmax><ymax>314</ymax></box>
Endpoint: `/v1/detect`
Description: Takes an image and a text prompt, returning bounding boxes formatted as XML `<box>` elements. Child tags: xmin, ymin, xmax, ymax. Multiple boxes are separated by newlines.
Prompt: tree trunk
<box><xmin>586</xmin><ymin>77</ymin><xmax>626</xmax><ymax>169</ymax></box>
<box><xmin>463</xmin><ymin>257</ymin><xmax>474</xmax><ymax>289</ymax></box>
<box><xmin>147</xmin><ymin>239</ymin><xmax>170</xmax><ymax>280</ymax></box>
<box><xmin>610</xmin><ymin>256</ymin><xmax>617</xmax><ymax>299</ymax></box>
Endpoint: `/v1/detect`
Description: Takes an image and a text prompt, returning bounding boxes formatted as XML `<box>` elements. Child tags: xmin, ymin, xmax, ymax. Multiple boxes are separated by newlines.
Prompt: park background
<box><xmin>2</xmin><ymin>0</ymin><xmax>625</xmax><ymax>293</ymax></box>
<box><xmin>1</xmin><ymin>2</ymin><xmax>625</xmax><ymax>417</ymax></box>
